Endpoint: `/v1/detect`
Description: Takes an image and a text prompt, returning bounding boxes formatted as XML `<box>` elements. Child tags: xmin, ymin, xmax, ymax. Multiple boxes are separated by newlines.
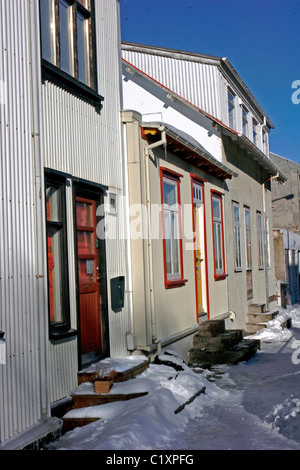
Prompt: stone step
<box><xmin>196</xmin><ymin>319</ymin><xmax>225</xmax><ymax>337</ymax></box>
<box><xmin>246</xmin><ymin>310</ymin><xmax>278</xmax><ymax>324</ymax></box>
<box><xmin>188</xmin><ymin>338</ymin><xmax>260</xmax><ymax>368</ymax></box>
<box><xmin>245</xmin><ymin>323</ymin><xmax>267</xmax><ymax>335</ymax></box>
<box><xmin>192</xmin><ymin>329</ymin><xmax>243</xmax><ymax>352</ymax></box>
<box><xmin>248</xmin><ymin>303</ymin><xmax>267</xmax><ymax>314</ymax></box>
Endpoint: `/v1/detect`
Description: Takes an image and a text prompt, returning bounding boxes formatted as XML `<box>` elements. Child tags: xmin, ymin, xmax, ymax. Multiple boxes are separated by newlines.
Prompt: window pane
<box><xmin>77</xmin><ymin>231</ymin><xmax>94</xmax><ymax>255</ymax></box>
<box><xmin>40</xmin><ymin>0</ymin><xmax>56</xmax><ymax>64</ymax></box>
<box><xmin>77</xmin><ymin>12</ymin><xmax>89</xmax><ymax>84</ymax></box>
<box><xmin>164</xmin><ymin>212</ymin><xmax>171</xmax><ymax>274</ymax></box>
<box><xmin>46</xmin><ymin>186</ymin><xmax>62</xmax><ymax>222</ymax></box>
<box><xmin>163</xmin><ymin>180</ymin><xmax>177</xmax><ymax>206</ymax></box>
<box><xmin>228</xmin><ymin>90</ymin><xmax>235</xmax><ymax>129</ymax></box>
<box><xmin>233</xmin><ymin>204</ymin><xmax>239</xmax><ymax>223</ymax></box>
<box><xmin>217</xmin><ymin>223</ymin><xmax>223</xmax><ymax>270</ymax></box>
<box><xmin>212</xmin><ymin>197</ymin><xmax>220</xmax><ymax>219</ymax></box>
<box><xmin>193</xmin><ymin>182</ymin><xmax>202</xmax><ymax>204</ymax></box>
<box><xmin>47</xmin><ymin>226</ymin><xmax>64</xmax><ymax>322</ymax></box>
<box><xmin>171</xmin><ymin>212</ymin><xmax>180</xmax><ymax>274</ymax></box>
<box><xmin>76</xmin><ymin>202</ymin><xmax>92</xmax><ymax>226</ymax></box>
<box><xmin>59</xmin><ymin>0</ymin><xmax>73</xmax><ymax>75</ymax></box>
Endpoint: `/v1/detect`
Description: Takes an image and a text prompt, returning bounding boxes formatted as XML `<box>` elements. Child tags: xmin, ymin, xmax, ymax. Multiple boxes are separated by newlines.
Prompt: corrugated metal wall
<box><xmin>0</xmin><ymin>0</ymin><xmax>130</xmax><ymax>443</ymax></box>
<box><xmin>0</xmin><ymin>0</ymin><xmax>43</xmax><ymax>443</ymax></box>
<box><xmin>122</xmin><ymin>48</ymin><xmax>222</xmax><ymax>122</ymax></box>
<box><xmin>41</xmin><ymin>0</ymin><xmax>129</xmax><ymax>402</ymax></box>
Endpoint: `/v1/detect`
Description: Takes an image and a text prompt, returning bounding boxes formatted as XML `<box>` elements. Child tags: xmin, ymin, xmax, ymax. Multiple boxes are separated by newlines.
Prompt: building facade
<box><xmin>0</xmin><ymin>0</ymin><xmax>130</xmax><ymax>448</ymax></box>
<box><xmin>270</xmin><ymin>152</ymin><xmax>300</xmax><ymax>306</ymax></box>
<box><xmin>121</xmin><ymin>43</ymin><xmax>286</xmax><ymax>357</ymax></box>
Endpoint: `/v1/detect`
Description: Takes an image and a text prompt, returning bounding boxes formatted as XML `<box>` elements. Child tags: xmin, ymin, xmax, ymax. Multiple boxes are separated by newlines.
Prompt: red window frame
<box><xmin>211</xmin><ymin>190</ymin><xmax>227</xmax><ymax>281</ymax></box>
<box><xmin>160</xmin><ymin>169</ymin><xmax>187</xmax><ymax>289</ymax></box>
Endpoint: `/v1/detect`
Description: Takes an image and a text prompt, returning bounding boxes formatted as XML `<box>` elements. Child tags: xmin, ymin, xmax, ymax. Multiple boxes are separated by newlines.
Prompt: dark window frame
<box><xmin>39</xmin><ymin>0</ymin><xmax>104</xmax><ymax>113</ymax></box>
<box><xmin>45</xmin><ymin>171</ymin><xmax>77</xmax><ymax>340</ymax></box>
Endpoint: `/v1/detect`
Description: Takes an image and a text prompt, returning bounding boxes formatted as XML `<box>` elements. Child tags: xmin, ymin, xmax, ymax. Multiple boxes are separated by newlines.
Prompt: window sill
<box><xmin>49</xmin><ymin>323</ymin><xmax>78</xmax><ymax>341</ymax></box>
<box><xmin>41</xmin><ymin>59</ymin><xmax>104</xmax><ymax>113</ymax></box>
<box><xmin>165</xmin><ymin>279</ymin><xmax>188</xmax><ymax>289</ymax></box>
<box><xmin>234</xmin><ymin>268</ymin><xmax>242</xmax><ymax>273</ymax></box>
<box><xmin>214</xmin><ymin>273</ymin><xmax>228</xmax><ymax>281</ymax></box>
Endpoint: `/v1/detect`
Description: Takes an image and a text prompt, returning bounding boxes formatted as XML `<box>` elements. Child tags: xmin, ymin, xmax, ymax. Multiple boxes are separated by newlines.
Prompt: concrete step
<box><xmin>192</xmin><ymin>329</ymin><xmax>243</xmax><ymax>352</ymax></box>
<box><xmin>245</xmin><ymin>323</ymin><xmax>267</xmax><ymax>335</ymax></box>
<box><xmin>188</xmin><ymin>338</ymin><xmax>260</xmax><ymax>368</ymax></box>
<box><xmin>245</xmin><ymin>309</ymin><xmax>290</xmax><ymax>335</ymax></box>
<box><xmin>246</xmin><ymin>311</ymin><xmax>278</xmax><ymax>324</ymax></box>
<box><xmin>196</xmin><ymin>319</ymin><xmax>225</xmax><ymax>337</ymax></box>
<box><xmin>248</xmin><ymin>303</ymin><xmax>267</xmax><ymax>314</ymax></box>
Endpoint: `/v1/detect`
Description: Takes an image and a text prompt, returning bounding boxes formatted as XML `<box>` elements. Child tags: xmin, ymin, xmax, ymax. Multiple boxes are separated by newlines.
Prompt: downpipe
<box><xmin>144</xmin><ymin>126</ymin><xmax>167</xmax><ymax>351</ymax></box>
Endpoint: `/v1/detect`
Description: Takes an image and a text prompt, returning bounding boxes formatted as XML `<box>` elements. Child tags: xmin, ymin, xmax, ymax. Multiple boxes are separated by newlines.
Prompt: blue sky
<box><xmin>120</xmin><ymin>0</ymin><xmax>300</xmax><ymax>163</ymax></box>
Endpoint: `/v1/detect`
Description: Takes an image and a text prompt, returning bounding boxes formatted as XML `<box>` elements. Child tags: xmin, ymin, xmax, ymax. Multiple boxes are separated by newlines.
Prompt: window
<box><xmin>242</xmin><ymin>106</ymin><xmax>248</xmax><ymax>137</ymax></box>
<box><xmin>265</xmin><ymin>216</ymin><xmax>271</xmax><ymax>268</ymax></box>
<box><xmin>252</xmin><ymin>119</ymin><xmax>258</xmax><ymax>146</ymax></box>
<box><xmin>228</xmin><ymin>89</ymin><xmax>235</xmax><ymax>129</ymax></box>
<box><xmin>40</xmin><ymin>0</ymin><xmax>102</xmax><ymax>109</ymax></box>
<box><xmin>257</xmin><ymin>212</ymin><xmax>264</xmax><ymax>269</ymax></box>
<box><xmin>161</xmin><ymin>171</ymin><xmax>186</xmax><ymax>288</ymax></box>
<box><xmin>212</xmin><ymin>192</ymin><xmax>226</xmax><ymax>279</ymax></box>
<box><xmin>262</xmin><ymin>129</ymin><xmax>267</xmax><ymax>154</ymax></box>
<box><xmin>46</xmin><ymin>176</ymin><xmax>71</xmax><ymax>335</ymax></box>
<box><xmin>244</xmin><ymin>207</ymin><xmax>252</xmax><ymax>270</ymax></box>
<box><xmin>233</xmin><ymin>202</ymin><xmax>242</xmax><ymax>271</ymax></box>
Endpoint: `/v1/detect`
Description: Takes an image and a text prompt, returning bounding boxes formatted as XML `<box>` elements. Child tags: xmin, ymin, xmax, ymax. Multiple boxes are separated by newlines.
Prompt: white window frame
<box><xmin>257</xmin><ymin>212</ymin><xmax>264</xmax><ymax>269</ymax></box>
<box><xmin>233</xmin><ymin>202</ymin><xmax>242</xmax><ymax>271</ymax></box>
<box><xmin>212</xmin><ymin>193</ymin><xmax>225</xmax><ymax>278</ymax></box>
<box><xmin>252</xmin><ymin>119</ymin><xmax>258</xmax><ymax>146</ymax></box>
<box><xmin>242</xmin><ymin>106</ymin><xmax>248</xmax><ymax>137</ymax></box>
<box><xmin>244</xmin><ymin>207</ymin><xmax>252</xmax><ymax>270</ymax></box>
<box><xmin>228</xmin><ymin>88</ymin><xmax>236</xmax><ymax>129</ymax></box>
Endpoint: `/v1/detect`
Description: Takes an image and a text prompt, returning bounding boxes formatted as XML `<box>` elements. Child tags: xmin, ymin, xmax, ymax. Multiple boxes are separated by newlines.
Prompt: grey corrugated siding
<box><xmin>0</xmin><ymin>0</ymin><xmax>42</xmax><ymax>443</ymax></box>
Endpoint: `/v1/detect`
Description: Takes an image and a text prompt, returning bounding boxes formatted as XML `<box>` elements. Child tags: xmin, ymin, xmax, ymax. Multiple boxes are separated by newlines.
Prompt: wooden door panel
<box><xmin>76</xmin><ymin>197</ymin><xmax>101</xmax><ymax>355</ymax></box>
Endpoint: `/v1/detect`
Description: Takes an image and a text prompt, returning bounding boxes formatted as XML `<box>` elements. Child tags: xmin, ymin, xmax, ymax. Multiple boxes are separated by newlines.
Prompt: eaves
<box><xmin>222</xmin><ymin>129</ymin><xmax>287</xmax><ymax>184</ymax></box>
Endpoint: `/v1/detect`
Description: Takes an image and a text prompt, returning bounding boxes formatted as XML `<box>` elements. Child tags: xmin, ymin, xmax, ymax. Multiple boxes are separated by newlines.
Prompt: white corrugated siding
<box><xmin>0</xmin><ymin>0</ymin><xmax>42</xmax><ymax>443</ymax></box>
<box><xmin>122</xmin><ymin>48</ymin><xmax>222</xmax><ymax>121</ymax></box>
<box><xmin>42</xmin><ymin>0</ymin><xmax>129</xmax><ymax>403</ymax></box>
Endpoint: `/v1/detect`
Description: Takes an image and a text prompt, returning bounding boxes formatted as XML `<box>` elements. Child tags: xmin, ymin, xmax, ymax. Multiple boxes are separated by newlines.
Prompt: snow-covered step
<box><xmin>245</xmin><ymin>309</ymin><xmax>290</xmax><ymax>335</ymax></box>
<box><xmin>77</xmin><ymin>356</ymin><xmax>149</xmax><ymax>385</ymax></box>
<box><xmin>71</xmin><ymin>380</ymin><xmax>149</xmax><ymax>409</ymax></box>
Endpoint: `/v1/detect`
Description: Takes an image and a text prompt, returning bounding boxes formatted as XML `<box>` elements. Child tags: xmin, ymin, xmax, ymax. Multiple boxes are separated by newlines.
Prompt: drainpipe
<box><xmin>262</xmin><ymin>182</ymin><xmax>270</xmax><ymax>311</ymax></box>
<box><xmin>144</xmin><ymin>126</ymin><xmax>167</xmax><ymax>349</ymax></box>
<box><xmin>121</xmin><ymin>121</ymin><xmax>134</xmax><ymax>350</ymax></box>
<box><xmin>263</xmin><ymin>172</ymin><xmax>280</xmax><ymax>311</ymax></box>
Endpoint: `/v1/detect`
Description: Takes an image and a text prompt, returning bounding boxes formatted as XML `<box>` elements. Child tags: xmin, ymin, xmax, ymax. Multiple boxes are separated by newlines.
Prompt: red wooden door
<box><xmin>76</xmin><ymin>197</ymin><xmax>101</xmax><ymax>355</ymax></box>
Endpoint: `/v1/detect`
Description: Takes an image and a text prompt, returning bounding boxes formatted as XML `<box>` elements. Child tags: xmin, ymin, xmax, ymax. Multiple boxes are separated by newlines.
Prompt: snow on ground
<box><xmin>46</xmin><ymin>305</ymin><xmax>300</xmax><ymax>451</ymax></box>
